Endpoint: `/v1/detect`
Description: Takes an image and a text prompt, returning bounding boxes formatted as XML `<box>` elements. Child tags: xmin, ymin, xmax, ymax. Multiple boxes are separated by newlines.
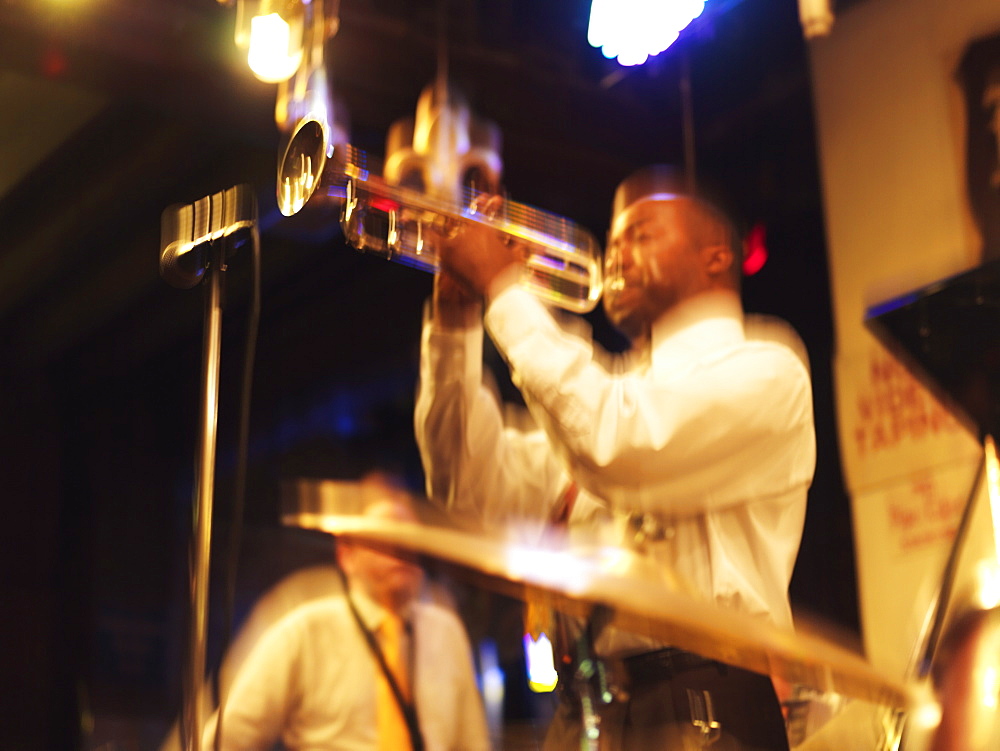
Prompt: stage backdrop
<box><xmin>808</xmin><ymin>0</ymin><xmax>1000</xmax><ymax>680</ymax></box>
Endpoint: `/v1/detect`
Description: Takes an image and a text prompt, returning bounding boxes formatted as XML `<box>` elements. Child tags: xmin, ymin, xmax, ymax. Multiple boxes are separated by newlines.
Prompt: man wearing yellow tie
<box><xmin>202</xmin><ymin>475</ymin><xmax>490</xmax><ymax>750</ymax></box>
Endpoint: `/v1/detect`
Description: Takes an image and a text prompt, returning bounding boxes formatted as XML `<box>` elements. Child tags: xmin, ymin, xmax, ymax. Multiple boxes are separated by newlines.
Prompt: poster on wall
<box><xmin>852</xmin><ymin>457</ymin><xmax>994</xmax><ymax>677</ymax></box>
<box><xmin>835</xmin><ymin>343</ymin><xmax>980</xmax><ymax>495</ymax></box>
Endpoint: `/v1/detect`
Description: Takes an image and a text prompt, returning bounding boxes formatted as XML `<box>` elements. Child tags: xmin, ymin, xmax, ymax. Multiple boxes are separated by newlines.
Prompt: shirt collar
<box><xmin>346</xmin><ymin>579</ymin><xmax>413</xmax><ymax>631</ymax></box>
<box><xmin>649</xmin><ymin>292</ymin><xmax>745</xmax><ymax>375</ymax></box>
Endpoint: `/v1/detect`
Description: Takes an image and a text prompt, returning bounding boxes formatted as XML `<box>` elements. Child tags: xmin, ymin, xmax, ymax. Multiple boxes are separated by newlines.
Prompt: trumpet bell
<box><xmin>277</xmin><ymin>118</ymin><xmax>604</xmax><ymax>314</ymax></box>
<box><xmin>278</xmin><ymin>118</ymin><xmax>345</xmax><ymax>217</ymax></box>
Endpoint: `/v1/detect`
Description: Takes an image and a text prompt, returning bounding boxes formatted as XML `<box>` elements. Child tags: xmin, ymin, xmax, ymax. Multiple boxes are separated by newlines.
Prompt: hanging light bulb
<box><xmin>588</xmin><ymin>0</ymin><xmax>705</xmax><ymax>67</ymax></box>
<box><xmin>797</xmin><ymin>0</ymin><xmax>834</xmax><ymax>38</ymax></box>
<box><xmin>235</xmin><ymin>0</ymin><xmax>306</xmax><ymax>83</ymax></box>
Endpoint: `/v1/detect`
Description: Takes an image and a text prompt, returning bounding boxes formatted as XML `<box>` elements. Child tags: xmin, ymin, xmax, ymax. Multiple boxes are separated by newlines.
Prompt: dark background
<box><xmin>0</xmin><ymin>0</ymin><xmax>866</xmax><ymax>748</ymax></box>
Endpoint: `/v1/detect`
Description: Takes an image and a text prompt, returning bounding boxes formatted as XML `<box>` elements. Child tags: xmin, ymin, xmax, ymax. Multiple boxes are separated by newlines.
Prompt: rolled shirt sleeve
<box><xmin>414</xmin><ymin>299</ymin><xmax>573</xmax><ymax>529</ymax></box>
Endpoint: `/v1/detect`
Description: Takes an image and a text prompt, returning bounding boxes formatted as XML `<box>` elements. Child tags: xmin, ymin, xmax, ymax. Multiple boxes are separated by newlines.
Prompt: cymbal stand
<box><xmin>571</xmin><ymin>606</ymin><xmax>614</xmax><ymax>751</ymax></box>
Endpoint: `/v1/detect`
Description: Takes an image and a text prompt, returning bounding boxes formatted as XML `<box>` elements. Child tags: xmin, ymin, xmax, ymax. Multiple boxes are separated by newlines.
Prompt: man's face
<box><xmin>602</xmin><ymin>199</ymin><xmax>705</xmax><ymax>340</ymax></box>
<box><xmin>347</xmin><ymin>543</ymin><xmax>423</xmax><ymax>612</ymax></box>
<box><xmin>341</xmin><ymin>499</ymin><xmax>424</xmax><ymax>613</ymax></box>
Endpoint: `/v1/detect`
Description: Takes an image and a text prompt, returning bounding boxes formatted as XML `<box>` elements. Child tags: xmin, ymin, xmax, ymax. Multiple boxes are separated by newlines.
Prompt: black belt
<box><xmin>621</xmin><ymin>647</ymin><xmax>725</xmax><ymax>684</ymax></box>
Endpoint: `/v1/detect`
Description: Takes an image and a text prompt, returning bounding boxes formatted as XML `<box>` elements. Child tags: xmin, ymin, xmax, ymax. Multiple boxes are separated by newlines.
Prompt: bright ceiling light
<box><xmin>235</xmin><ymin>0</ymin><xmax>305</xmax><ymax>83</ymax></box>
<box><xmin>588</xmin><ymin>0</ymin><xmax>706</xmax><ymax>67</ymax></box>
<box><xmin>248</xmin><ymin>13</ymin><xmax>303</xmax><ymax>82</ymax></box>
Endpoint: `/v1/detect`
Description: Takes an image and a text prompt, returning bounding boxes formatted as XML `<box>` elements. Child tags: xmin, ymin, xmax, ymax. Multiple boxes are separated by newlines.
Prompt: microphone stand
<box><xmin>159</xmin><ymin>184</ymin><xmax>256</xmax><ymax>751</ymax></box>
<box><xmin>184</xmin><ymin>239</ymin><xmax>227</xmax><ymax>751</ymax></box>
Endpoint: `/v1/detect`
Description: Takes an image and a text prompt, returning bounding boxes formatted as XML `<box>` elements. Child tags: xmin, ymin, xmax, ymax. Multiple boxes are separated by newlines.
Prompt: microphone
<box><xmin>160</xmin><ymin>184</ymin><xmax>257</xmax><ymax>289</ymax></box>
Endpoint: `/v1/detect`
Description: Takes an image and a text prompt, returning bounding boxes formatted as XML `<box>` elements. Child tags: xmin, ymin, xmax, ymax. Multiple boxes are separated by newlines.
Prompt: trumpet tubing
<box><xmin>278</xmin><ymin>118</ymin><xmax>604</xmax><ymax>314</ymax></box>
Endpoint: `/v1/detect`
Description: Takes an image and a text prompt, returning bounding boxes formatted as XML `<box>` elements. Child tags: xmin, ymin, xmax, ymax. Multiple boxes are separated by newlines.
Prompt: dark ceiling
<box><xmin>0</xmin><ymin>1</ymin><xmax>860</xmax><ymax>748</ymax></box>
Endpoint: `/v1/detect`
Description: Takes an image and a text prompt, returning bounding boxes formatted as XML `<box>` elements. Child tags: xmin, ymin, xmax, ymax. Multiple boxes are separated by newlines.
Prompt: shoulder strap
<box><xmin>342</xmin><ymin>577</ymin><xmax>425</xmax><ymax>751</ymax></box>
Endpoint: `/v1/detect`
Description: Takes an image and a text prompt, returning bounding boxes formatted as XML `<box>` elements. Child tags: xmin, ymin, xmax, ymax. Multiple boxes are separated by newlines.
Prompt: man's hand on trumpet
<box><xmin>434</xmin><ymin>194</ymin><xmax>525</xmax><ymax>302</ymax></box>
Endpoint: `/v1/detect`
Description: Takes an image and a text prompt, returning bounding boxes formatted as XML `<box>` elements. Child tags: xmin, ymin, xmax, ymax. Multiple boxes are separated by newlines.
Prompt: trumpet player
<box><xmin>414</xmin><ymin>165</ymin><xmax>816</xmax><ymax>750</ymax></box>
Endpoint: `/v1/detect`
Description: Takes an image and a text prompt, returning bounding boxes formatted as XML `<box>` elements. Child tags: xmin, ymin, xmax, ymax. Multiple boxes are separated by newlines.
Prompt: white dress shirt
<box><xmin>204</xmin><ymin>587</ymin><xmax>490</xmax><ymax>750</ymax></box>
<box><xmin>414</xmin><ymin>287</ymin><xmax>815</xmax><ymax>631</ymax></box>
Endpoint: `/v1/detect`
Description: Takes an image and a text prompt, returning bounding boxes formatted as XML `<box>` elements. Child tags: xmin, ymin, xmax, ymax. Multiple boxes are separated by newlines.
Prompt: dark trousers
<box><xmin>542</xmin><ymin>650</ymin><xmax>790</xmax><ymax>750</ymax></box>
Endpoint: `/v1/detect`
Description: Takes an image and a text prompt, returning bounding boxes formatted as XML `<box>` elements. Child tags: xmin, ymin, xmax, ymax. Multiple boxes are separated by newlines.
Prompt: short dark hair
<box><xmin>612</xmin><ymin>165</ymin><xmax>742</xmax><ymax>290</ymax></box>
<box><xmin>683</xmin><ymin>197</ymin><xmax>742</xmax><ymax>291</ymax></box>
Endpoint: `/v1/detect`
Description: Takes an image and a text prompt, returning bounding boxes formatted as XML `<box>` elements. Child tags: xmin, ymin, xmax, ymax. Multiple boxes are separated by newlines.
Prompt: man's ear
<box><xmin>703</xmin><ymin>242</ymin><xmax>734</xmax><ymax>278</ymax></box>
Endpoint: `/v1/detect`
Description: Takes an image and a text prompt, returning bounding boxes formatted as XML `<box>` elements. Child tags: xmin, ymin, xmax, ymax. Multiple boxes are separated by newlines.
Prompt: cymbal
<box><xmin>285</xmin><ymin>511</ymin><xmax>919</xmax><ymax>711</ymax></box>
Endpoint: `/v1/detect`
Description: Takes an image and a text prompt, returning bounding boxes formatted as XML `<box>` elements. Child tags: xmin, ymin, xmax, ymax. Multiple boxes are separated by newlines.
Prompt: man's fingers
<box><xmin>470</xmin><ymin>193</ymin><xmax>504</xmax><ymax>221</ymax></box>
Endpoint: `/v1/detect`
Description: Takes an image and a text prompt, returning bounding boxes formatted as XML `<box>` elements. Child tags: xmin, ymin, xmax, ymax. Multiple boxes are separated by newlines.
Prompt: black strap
<box><xmin>342</xmin><ymin>577</ymin><xmax>425</xmax><ymax>751</ymax></box>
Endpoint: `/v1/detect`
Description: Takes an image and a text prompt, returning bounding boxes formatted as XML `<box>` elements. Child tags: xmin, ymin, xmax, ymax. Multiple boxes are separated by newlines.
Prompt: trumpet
<box><xmin>277</xmin><ymin>117</ymin><xmax>604</xmax><ymax>314</ymax></box>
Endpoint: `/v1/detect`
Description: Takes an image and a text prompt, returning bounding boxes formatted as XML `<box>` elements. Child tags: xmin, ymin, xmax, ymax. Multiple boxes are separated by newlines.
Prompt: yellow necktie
<box><xmin>376</xmin><ymin>612</ymin><xmax>412</xmax><ymax>751</ymax></box>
